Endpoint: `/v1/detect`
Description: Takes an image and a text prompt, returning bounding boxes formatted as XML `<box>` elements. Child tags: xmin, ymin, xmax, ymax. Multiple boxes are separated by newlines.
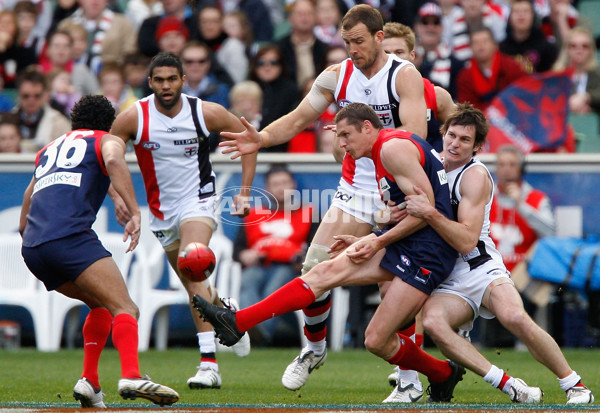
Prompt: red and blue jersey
<box><xmin>22</xmin><ymin>129</ymin><xmax>110</xmax><ymax>247</ymax></box>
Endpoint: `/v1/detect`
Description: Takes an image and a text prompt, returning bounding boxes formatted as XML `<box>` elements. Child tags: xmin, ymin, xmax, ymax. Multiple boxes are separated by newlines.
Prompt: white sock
<box><xmin>306</xmin><ymin>339</ymin><xmax>326</xmax><ymax>356</ymax></box>
<box><xmin>397</xmin><ymin>369</ymin><xmax>422</xmax><ymax>390</ymax></box>
<box><xmin>197</xmin><ymin>332</ymin><xmax>218</xmax><ymax>371</ymax></box>
<box><xmin>483</xmin><ymin>365</ymin><xmax>504</xmax><ymax>388</ymax></box>
<box><xmin>558</xmin><ymin>371</ymin><xmax>581</xmax><ymax>391</ymax></box>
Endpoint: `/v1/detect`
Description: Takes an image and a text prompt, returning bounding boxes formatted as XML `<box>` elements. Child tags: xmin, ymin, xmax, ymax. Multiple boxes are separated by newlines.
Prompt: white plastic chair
<box><xmin>0</xmin><ymin>233</ymin><xmax>53</xmax><ymax>351</ymax></box>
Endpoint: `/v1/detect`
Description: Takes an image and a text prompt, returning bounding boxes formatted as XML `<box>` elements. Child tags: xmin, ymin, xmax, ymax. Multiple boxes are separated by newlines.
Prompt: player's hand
<box><xmin>219</xmin><ymin>117</ymin><xmax>262</xmax><ymax>159</ymax></box>
<box><xmin>124</xmin><ymin>213</ymin><xmax>141</xmax><ymax>252</ymax></box>
<box><xmin>231</xmin><ymin>194</ymin><xmax>250</xmax><ymax>217</ymax></box>
<box><xmin>375</xmin><ymin>200</ymin><xmax>408</xmax><ymax>227</ymax></box>
<box><xmin>110</xmin><ymin>190</ymin><xmax>132</xmax><ymax>227</ymax></box>
<box><xmin>345</xmin><ymin>233</ymin><xmax>380</xmax><ymax>264</ymax></box>
<box><xmin>329</xmin><ymin>234</ymin><xmax>360</xmax><ymax>257</ymax></box>
<box><xmin>405</xmin><ymin>186</ymin><xmax>433</xmax><ymax>218</ymax></box>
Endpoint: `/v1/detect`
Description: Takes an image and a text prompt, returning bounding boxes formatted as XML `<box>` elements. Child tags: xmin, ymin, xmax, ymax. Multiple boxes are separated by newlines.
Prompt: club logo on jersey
<box><xmin>174</xmin><ymin>137</ymin><xmax>199</xmax><ymax>145</ymax></box>
<box><xmin>365</xmin><ymin>89</ymin><xmax>372</xmax><ymax>95</ymax></box>
<box><xmin>184</xmin><ymin>146</ymin><xmax>198</xmax><ymax>157</ymax></box>
<box><xmin>142</xmin><ymin>141</ymin><xmax>160</xmax><ymax>150</ymax></box>
<box><xmin>401</xmin><ymin>255</ymin><xmax>411</xmax><ymax>266</ymax></box>
<box><xmin>167</xmin><ymin>127</ymin><xmax>178</xmax><ymax>132</ymax></box>
<box><xmin>437</xmin><ymin>169</ymin><xmax>448</xmax><ymax>185</ymax></box>
<box><xmin>378</xmin><ymin>113</ymin><xmax>392</xmax><ymax>126</ymax></box>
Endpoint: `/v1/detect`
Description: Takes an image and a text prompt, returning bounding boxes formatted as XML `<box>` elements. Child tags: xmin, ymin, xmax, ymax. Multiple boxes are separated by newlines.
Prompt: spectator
<box><xmin>125</xmin><ymin>0</ymin><xmax>164</xmax><ymax>31</ymax></box>
<box><xmin>11</xmin><ymin>67</ymin><xmax>70</xmax><ymax>153</ymax></box>
<box><xmin>38</xmin><ymin>30</ymin><xmax>99</xmax><ymax>96</ymax></box>
<box><xmin>500</xmin><ymin>0</ymin><xmax>558</xmax><ymax>73</ymax></box>
<box><xmin>553</xmin><ymin>26</ymin><xmax>600</xmax><ymax>116</ymax></box>
<box><xmin>0</xmin><ymin>9</ymin><xmax>37</xmax><ymax>87</ymax></box>
<box><xmin>457</xmin><ymin>26</ymin><xmax>527</xmax><ymax>111</ymax></box>
<box><xmin>0</xmin><ymin>75</ymin><xmax>15</xmax><ymax>112</ymax></box>
<box><xmin>231</xmin><ymin>0</ymin><xmax>273</xmax><ymax>43</ymax></box>
<box><xmin>536</xmin><ymin>0</ymin><xmax>578</xmax><ymax>46</ymax></box>
<box><xmin>3</xmin><ymin>0</ymin><xmax>53</xmax><ymax>44</ymax></box>
<box><xmin>155</xmin><ymin>15</ymin><xmax>189</xmax><ymax>55</ymax></box>
<box><xmin>181</xmin><ymin>41</ymin><xmax>230</xmax><ymax>108</ymax></box>
<box><xmin>229</xmin><ymin>80</ymin><xmax>263</xmax><ymax>131</ymax></box>
<box><xmin>0</xmin><ymin>113</ymin><xmax>22</xmax><ymax>153</ymax></box>
<box><xmin>413</xmin><ymin>2</ymin><xmax>464</xmax><ymax>99</ymax></box>
<box><xmin>248</xmin><ymin>44</ymin><xmax>301</xmax><ymax>152</ymax></box>
<box><xmin>449</xmin><ymin>0</ymin><xmax>507</xmax><ymax>61</ymax></box>
<box><xmin>277</xmin><ymin>0</ymin><xmax>328</xmax><ymax>90</ymax></box>
<box><xmin>57</xmin><ymin>0</ymin><xmax>137</xmax><ymax>74</ymax></box>
<box><xmin>223</xmin><ymin>11</ymin><xmax>255</xmax><ymax>57</ymax></box>
<box><xmin>234</xmin><ymin>164</ymin><xmax>316</xmax><ymax>346</ymax></box>
<box><xmin>123</xmin><ymin>53</ymin><xmax>151</xmax><ymax>92</ymax></box>
<box><xmin>98</xmin><ymin>63</ymin><xmax>138</xmax><ymax>114</ymax></box>
<box><xmin>313</xmin><ymin>0</ymin><xmax>344</xmax><ymax>47</ymax></box>
<box><xmin>198</xmin><ymin>5</ymin><xmax>248</xmax><ymax>84</ymax></box>
<box><xmin>47</xmin><ymin>68</ymin><xmax>81</xmax><ymax>117</ymax></box>
<box><xmin>490</xmin><ymin>144</ymin><xmax>555</xmax><ymax>272</ymax></box>
<box><xmin>14</xmin><ymin>0</ymin><xmax>45</xmax><ymax>57</ymax></box>
<box><xmin>137</xmin><ymin>0</ymin><xmax>199</xmax><ymax>58</ymax></box>
<box><xmin>61</xmin><ymin>23</ymin><xmax>88</xmax><ymax>65</ymax></box>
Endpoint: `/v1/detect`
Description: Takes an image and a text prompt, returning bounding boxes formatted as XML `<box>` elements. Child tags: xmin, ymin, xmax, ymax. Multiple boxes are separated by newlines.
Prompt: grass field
<box><xmin>0</xmin><ymin>347</ymin><xmax>599</xmax><ymax>409</ymax></box>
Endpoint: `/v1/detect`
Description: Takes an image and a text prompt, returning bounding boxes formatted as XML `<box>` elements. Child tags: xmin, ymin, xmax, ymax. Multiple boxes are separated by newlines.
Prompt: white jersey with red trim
<box><xmin>334</xmin><ymin>55</ymin><xmax>413</xmax><ymax>193</ymax></box>
<box><xmin>133</xmin><ymin>93</ymin><xmax>216</xmax><ymax>220</ymax></box>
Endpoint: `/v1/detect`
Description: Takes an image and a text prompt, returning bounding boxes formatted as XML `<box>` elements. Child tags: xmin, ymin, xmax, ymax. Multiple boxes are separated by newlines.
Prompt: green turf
<box><xmin>0</xmin><ymin>347</ymin><xmax>598</xmax><ymax>407</ymax></box>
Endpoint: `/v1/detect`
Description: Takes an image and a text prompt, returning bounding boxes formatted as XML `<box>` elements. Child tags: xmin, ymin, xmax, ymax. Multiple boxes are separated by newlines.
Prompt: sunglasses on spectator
<box><xmin>20</xmin><ymin>93</ymin><xmax>43</xmax><ymax>100</ymax></box>
<box><xmin>419</xmin><ymin>17</ymin><xmax>441</xmax><ymax>26</ymax></box>
<box><xmin>568</xmin><ymin>43</ymin><xmax>591</xmax><ymax>50</ymax></box>
<box><xmin>257</xmin><ymin>59</ymin><xmax>281</xmax><ymax>67</ymax></box>
<box><xmin>183</xmin><ymin>58</ymin><xmax>209</xmax><ymax>65</ymax></box>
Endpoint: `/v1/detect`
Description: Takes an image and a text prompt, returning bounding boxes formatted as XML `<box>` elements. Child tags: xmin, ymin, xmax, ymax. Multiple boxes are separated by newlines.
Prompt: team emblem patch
<box><xmin>401</xmin><ymin>255</ymin><xmax>411</xmax><ymax>266</ymax></box>
<box><xmin>142</xmin><ymin>141</ymin><xmax>160</xmax><ymax>150</ymax></box>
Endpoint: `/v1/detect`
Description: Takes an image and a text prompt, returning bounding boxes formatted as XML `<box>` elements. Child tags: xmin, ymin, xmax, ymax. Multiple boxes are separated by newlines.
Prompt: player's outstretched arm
<box><xmin>205</xmin><ymin>102</ymin><xmax>257</xmax><ymax>217</ymax></box>
<box><xmin>434</xmin><ymin>86</ymin><xmax>457</xmax><ymax>124</ymax></box>
<box><xmin>101</xmin><ymin>133</ymin><xmax>141</xmax><ymax>252</ymax></box>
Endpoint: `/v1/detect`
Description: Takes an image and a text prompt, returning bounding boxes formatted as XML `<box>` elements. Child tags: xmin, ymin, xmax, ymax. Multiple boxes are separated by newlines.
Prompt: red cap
<box><xmin>156</xmin><ymin>16</ymin><xmax>189</xmax><ymax>41</ymax></box>
<box><xmin>418</xmin><ymin>2</ymin><xmax>442</xmax><ymax>18</ymax></box>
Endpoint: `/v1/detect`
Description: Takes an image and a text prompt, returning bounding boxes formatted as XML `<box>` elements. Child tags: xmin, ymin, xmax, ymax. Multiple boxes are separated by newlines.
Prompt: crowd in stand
<box><xmin>0</xmin><ymin>0</ymin><xmax>598</xmax><ymax>154</ymax></box>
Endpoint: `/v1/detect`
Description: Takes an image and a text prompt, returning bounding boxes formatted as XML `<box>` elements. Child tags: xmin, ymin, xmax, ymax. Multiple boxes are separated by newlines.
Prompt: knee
<box><xmin>499</xmin><ymin>309</ymin><xmax>531</xmax><ymax>333</ymax></box>
<box><xmin>422</xmin><ymin>308</ymin><xmax>448</xmax><ymax>342</ymax></box>
<box><xmin>363</xmin><ymin>326</ymin><xmax>387</xmax><ymax>357</ymax></box>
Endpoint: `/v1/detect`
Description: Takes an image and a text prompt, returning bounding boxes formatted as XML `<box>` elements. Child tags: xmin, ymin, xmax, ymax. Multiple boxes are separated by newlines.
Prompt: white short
<box><xmin>433</xmin><ymin>260</ymin><xmax>512</xmax><ymax>330</ymax></box>
<box><xmin>330</xmin><ymin>178</ymin><xmax>385</xmax><ymax>227</ymax></box>
<box><xmin>149</xmin><ymin>195</ymin><xmax>218</xmax><ymax>248</ymax></box>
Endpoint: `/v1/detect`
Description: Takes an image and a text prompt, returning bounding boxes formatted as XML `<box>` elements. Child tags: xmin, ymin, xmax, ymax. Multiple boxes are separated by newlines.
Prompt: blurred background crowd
<box><xmin>0</xmin><ymin>0</ymin><xmax>599</xmax><ymax>155</ymax></box>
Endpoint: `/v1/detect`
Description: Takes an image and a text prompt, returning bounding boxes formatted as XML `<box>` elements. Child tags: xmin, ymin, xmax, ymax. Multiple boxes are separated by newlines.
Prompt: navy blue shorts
<box><xmin>377</xmin><ymin>233</ymin><xmax>455</xmax><ymax>295</ymax></box>
<box><xmin>21</xmin><ymin>230</ymin><xmax>112</xmax><ymax>291</ymax></box>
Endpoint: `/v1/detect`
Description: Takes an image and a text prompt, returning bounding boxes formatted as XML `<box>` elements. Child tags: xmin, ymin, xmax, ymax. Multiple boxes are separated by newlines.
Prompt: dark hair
<box><xmin>249</xmin><ymin>43</ymin><xmax>287</xmax><ymax>82</ymax></box>
<box><xmin>341</xmin><ymin>4</ymin><xmax>383</xmax><ymax>36</ymax></box>
<box><xmin>334</xmin><ymin>102</ymin><xmax>383</xmax><ymax>130</ymax></box>
<box><xmin>468</xmin><ymin>25</ymin><xmax>496</xmax><ymax>42</ymax></box>
<box><xmin>265</xmin><ymin>163</ymin><xmax>294</xmax><ymax>182</ymax></box>
<box><xmin>440</xmin><ymin>102</ymin><xmax>489</xmax><ymax>154</ymax></box>
<box><xmin>71</xmin><ymin>95</ymin><xmax>116</xmax><ymax>132</ymax></box>
<box><xmin>16</xmin><ymin>66</ymin><xmax>47</xmax><ymax>90</ymax></box>
<box><xmin>14</xmin><ymin>0</ymin><xmax>38</xmax><ymax>16</ymax></box>
<box><xmin>148</xmin><ymin>52</ymin><xmax>184</xmax><ymax>78</ymax></box>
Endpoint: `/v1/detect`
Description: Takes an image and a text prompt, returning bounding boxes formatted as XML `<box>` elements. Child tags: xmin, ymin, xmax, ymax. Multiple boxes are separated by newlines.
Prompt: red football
<box><xmin>177</xmin><ymin>242</ymin><xmax>216</xmax><ymax>282</ymax></box>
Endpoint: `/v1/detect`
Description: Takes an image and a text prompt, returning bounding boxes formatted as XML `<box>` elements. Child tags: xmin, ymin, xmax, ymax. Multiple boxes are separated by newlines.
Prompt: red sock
<box><xmin>397</xmin><ymin>321</ymin><xmax>416</xmax><ymax>371</ymax></box>
<box><xmin>112</xmin><ymin>313</ymin><xmax>141</xmax><ymax>379</ymax></box>
<box><xmin>415</xmin><ymin>333</ymin><xmax>424</xmax><ymax>348</ymax></box>
<box><xmin>236</xmin><ymin>278</ymin><xmax>316</xmax><ymax>332</ymax></box>
<box><xmin>387</xmin><ymin>334</ymin><xmax>451</xmax><ymax>383</ymax></box>
<box><xmin>499</xmin><ymin>372</ymin><xmax>511</xmax><ymax>391</ymax></box>
<box><xmin>81</xmin><ymin>308</ymin><xmax>112</xmax><ymax>388</ymax></box>
<box><xmin>303</xmin><ymin>293</ymin><xmax>331</xmax><ymax>342</ymax></box>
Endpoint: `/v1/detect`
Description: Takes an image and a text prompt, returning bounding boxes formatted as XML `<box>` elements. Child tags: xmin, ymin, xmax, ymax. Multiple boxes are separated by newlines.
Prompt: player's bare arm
<box><xmin>395</xmin><ymin>65</ymin><xmax>427</xmax><ymax>138</ymax></box>
<box><xmin>101</xmin><ymin>133</ymin><xmax>141</xmax><ymax>252</ymax></box>
<box><xmin>204</xmin><ymin>101</ymin><xmax>257</xmax><ymax>216</ymax></box>
<box><xmin>434</xmin><ymin>86</ymin><xmax>457</xmax><ymax>124</ymax></box>
<box><xmin>406</xmin><ymin>166</ymin><xmax>491</xmax><ymax>255</ymax></box>
<box><xmin>19</xmin><ymin>177</ymin><xmax>34</xmax><ymax>235</ymax></box>
<box><xmin>219</xmin><ymin>65</ymin><xmax>339</xmax><ymax>159</ymax></box>
<box><xmin>376</xmin><ymin>139</ymin><xmax>433</xmax><ymax>246</ymax></box>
